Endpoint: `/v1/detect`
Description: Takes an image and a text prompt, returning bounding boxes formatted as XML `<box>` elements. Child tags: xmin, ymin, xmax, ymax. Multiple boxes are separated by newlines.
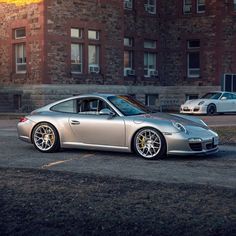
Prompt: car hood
<box><xmin>183</xmin><ymin>99</ymin><xmax>212</xmax><ymax>106</ymax></box>
<box><xmin>133</xmin><ymin>112</ymin><xmax>207</xmax><ymax>128</ymax></box>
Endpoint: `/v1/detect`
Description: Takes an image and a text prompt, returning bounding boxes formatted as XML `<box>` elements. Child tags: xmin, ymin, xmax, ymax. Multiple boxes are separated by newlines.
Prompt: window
<box><xmin>124</xmin><ymin>37</ymin><xmax>133</xmax><ymax>47</ymax></box>
<box><xmin>197</xmin><ymin>0</ymin><xmax>205</xmax><ymax>13</ymax></box>
<box><xmin>187</xmin><ymin>40</ymin><xmax>200</xmax><ymax>78</ymax></box>
<box><xmin>15</xmin><ymin>28</ymin><xmax>26</xmax><ymax>39</ymax></box>
<box><xmin>144</xmin><ymin>52</ymin><xmax>157</xmax><ymax>77</ymax></box>
<box><xmin>223</xmin><ymin>74</ymin><xmax>236</xmax><ymax>92</ymax></box>
<box><xmin>88</xmin><ymin>45</ymin><xmax>100</xmax><ymax>73</ymax></box>
<box><xmin>144</xmin><ymin>40</ymin><xmax>157</xmax><ymax>49</ymax></box>
<box><xmin>124</xmin><ymin>0</ymin><xmax>133</xmax><ymax>9</ymax></box>
<box><xmin>15</xmin><ymin>43</ymin><xmax>26</xmax><ymax>73</ymax></box>
<box><xmin>51</xmin><ymin>100</ymin><xmax>77</xmax><ymax>113</ymax></box>
<box><xmin>71</xmin><ymin>28</ymin><xmax>83</xmax><ymax>39</ymax></box>
<box><xmin>124</xmin><ymin>51</ymin><xmax>133</xmax><ymax>69</ymax></box>
<box><xmin>78</xmin><ymin>98</ymin><xmax>110</xmax><ymax>114</ymax></box>
<box><xmin>88</xmin><ymin>30</ymin><xmax>99</xmax><ymax>40</ymax></box>
<box><xmin>145</xmin><ymin>94</ymin><xmax>159</xmax><ymax>106</ymax></box>
<box><xmin>71</xmin><ymin>44</ymin><xmax>83</xmax><ymax>73</ymax></box>
<box><xmin>183</xmin><ymin>0</ymin><xmax>192</xmax><ymax>14</ymax></box>
<box><xmin>144</xmin><ymin>0</ymin><xmax>156</xmax><ymax>14</ymax></box>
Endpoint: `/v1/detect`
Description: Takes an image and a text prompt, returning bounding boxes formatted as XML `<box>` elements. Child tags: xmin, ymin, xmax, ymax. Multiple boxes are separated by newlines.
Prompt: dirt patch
<box><xmin>0</xmin><ymin>168</ymin><xmax>236</xmax><ymax>236</ymax></box>
<box><xmin>211</xmin><ymin>126</ymin><xmax>236</xmax><ymax>145</ymax></box>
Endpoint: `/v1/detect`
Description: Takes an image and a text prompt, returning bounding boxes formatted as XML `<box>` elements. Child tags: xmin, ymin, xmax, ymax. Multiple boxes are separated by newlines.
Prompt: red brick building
<box><xmin>0</xmin><ymin>0</ymin><xmax>236</xmax><ymax>112</ymax></box>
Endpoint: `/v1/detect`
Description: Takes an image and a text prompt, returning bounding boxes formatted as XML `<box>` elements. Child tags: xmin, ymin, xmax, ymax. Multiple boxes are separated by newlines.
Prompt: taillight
<box><xmin>19</xmin><ymin>117</ymin><xmax>28</xmax><ymax>123</ymax></box>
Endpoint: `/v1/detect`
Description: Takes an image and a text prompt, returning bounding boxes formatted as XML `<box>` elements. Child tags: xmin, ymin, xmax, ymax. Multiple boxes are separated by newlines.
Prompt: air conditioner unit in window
<box><xmin>124</xmin><ymin>1</ymin><xmax>132</xmax><ymax>9</ymax></box>
<box><xmin>124</xmin><ymin>68</ymin><xmax>135</xmax><ymax>76</ymax></box>
<box><xmin>150</xmin><ymin>69</ymin><xmax>158</xmax><ymax>77</ymax></box>
<box><xmin>89</xmin><ymin>65</ymin><xmax>100</xmax><ymax>74</ymax></box>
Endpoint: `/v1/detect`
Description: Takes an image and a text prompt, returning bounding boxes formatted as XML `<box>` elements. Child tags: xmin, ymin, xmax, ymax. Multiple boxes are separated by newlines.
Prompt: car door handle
<box><xmin>70</xmin><ymin>120</ymin><xmax>80</xmax><ymax>125</ymax></box>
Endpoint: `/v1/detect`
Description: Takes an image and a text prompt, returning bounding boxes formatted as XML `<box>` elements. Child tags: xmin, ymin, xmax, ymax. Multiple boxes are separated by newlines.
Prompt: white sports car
<box><xmin>180</xmin><ymin>91</ymin><xmax>236</xmax><ymax>115</ymax></box>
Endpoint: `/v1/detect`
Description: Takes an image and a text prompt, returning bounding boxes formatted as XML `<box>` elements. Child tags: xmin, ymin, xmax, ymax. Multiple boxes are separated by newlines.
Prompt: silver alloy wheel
<box><xmin>33</xmin><ymin>124</ymin><xmax>56</xmax><ymax>151</ymax></box>
<box><xmin>135</xmin><ymin>129</ymin><xmax>161</xmax><ymax>159</ymax></box>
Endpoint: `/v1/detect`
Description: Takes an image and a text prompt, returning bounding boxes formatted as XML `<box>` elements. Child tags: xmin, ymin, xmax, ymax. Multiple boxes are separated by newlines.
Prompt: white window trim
<box><xmin>183</xmin><ymin>0</ymin><xmax>192</xmax><ymax>14</ymax></box>
<box><xmin>15</xmin><ymin>28</ymin><xmax>26</xmax><ymax>40</ymax></box>
<box><xmin>88</xmin><ymin>30</ymin><xmax>100</xmax><ymax>40</ymax></box>
<box><xmin>187</xmin><ymin>53</ymin><xmax>200</xmax><ymax>78</ymax></box>
<box><xmin>15</xmin><ymin>44</ymin><xmax>26</xmax><ymax>74</ymax></box>
<box><xmin>124</xmin><ymin>0</ymin><xmax>133</xmax><ymax>10</ymax></box>
<box><xmin>71</xmin><ymin>44</ymin><xmax>83</xmax><ymax>74</ymax></box>
<box><xmin>197</xmin><ymin>0</ymin><xmax>205</xmax><ymax>13</ymax></box>
<box><xmin>144</xmin><ymin>0</ymin><xmax>156</xmax><ymax>14</ymax></box>
<box><xmin>71</xmin><ymin>28</ymin><xmax>83</xmax><ymax>39</ymax></box>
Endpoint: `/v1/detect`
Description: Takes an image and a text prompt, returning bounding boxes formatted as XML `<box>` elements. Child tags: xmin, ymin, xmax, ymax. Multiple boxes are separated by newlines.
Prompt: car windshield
<box><xmin>108</xmin><ymin>95</ymin><xmax>150</xmax><ymax>116</ymax></box>
<box><xmin>201</xmin><ymin>92</ymin><xmax>222</xmax><ymax>100</ymax></box>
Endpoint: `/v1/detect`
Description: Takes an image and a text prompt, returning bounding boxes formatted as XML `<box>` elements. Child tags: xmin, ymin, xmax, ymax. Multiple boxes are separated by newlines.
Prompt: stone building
<box><xmin>0</xmin><ymin>0</ymin><xmax>236</xmax><ymax>112</ymax></box>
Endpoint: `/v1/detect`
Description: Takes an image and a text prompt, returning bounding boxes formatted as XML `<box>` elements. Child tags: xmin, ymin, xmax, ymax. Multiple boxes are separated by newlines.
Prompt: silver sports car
<box><xmin>17</xmin><ymin>94</ymin><xmax>219</xmax><ymax>160</ymax></box>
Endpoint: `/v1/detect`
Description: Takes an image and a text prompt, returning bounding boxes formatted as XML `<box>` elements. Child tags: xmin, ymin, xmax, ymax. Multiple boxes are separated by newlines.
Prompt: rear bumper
<box><xmin>17</xmin><ymin>118</ymin><xmax>35</xmax><ymax>144</ymax></box>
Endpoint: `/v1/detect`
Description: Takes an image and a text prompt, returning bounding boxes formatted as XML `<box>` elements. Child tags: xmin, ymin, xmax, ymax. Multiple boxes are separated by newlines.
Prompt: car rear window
<box><xmin>51</xmin><ymin>99</ymin><xmax>77</xmax><ymax>113</ymax></box>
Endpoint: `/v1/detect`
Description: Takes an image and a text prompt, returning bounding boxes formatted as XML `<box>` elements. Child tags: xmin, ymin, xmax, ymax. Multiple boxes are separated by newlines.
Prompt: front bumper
<box><xmin>164</xmin><ymin>128</ymin><xmax>219</xmax><ymax>156</ymax></box>
<box><xmin>180</xmin><ymin>105</ymin><xmax>207</xmax><ymax>114</ymax></box>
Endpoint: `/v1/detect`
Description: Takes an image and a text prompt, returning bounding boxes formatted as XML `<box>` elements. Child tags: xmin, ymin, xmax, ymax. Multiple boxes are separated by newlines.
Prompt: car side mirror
<box><xmin>221</xmin><ymin>97</ymin><xmax>227</xmax><ymax>100</ymax></box>
<box><xmin>99</xmin><ymin>108</ymin><xmax>115</xmax><ymax>117</ymax></box>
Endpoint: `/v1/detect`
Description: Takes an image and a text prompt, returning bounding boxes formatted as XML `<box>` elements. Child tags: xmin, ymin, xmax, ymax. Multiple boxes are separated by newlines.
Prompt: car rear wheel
<box><xmin>207</xmin><ymin>104</ymin><xmax>216</xmax><ymax>116</ymax></box>
<box><xmin>134</xmin><ymin>128</ymin><xmax>166</xmax><ymax>160</ymax></box>
<box><xmin>32</xmin><ymin>123</ymin><xmax>60</xmax><ymax>153</ymax></box>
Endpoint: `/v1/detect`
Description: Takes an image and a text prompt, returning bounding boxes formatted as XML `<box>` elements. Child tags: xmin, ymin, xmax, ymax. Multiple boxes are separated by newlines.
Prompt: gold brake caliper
<box><xmin>139</xmin><ymin>136</ymin><xmax>146</xmax><ymax>148</ymax></box>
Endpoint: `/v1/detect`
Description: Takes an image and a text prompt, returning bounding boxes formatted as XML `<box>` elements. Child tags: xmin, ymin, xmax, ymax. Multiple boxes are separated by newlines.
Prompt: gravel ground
<box><xmin>211</xmin><ymin>126</ymin><xmax>236</xmax><ymax>145</ymax></box>
<box><xmin>0</xmin><ymin>168</ymin><xmax>236</xmax><ymax>236</ymax></box>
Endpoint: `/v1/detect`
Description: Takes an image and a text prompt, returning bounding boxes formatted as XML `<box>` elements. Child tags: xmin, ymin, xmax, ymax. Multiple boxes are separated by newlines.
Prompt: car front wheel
<box><xmin>207</xmin><ymin>104</ymin><xmax>216</xmax><ymax>116</ymax></box>
<box><xmin>134</xmin><ymin>128</ymin><xmax>166</xmax><ymax>160</ymax></box>
<box><xmin>32</xmin><ymin>123</ymin><xmax>60</xmax><ymax>153</ymax></box>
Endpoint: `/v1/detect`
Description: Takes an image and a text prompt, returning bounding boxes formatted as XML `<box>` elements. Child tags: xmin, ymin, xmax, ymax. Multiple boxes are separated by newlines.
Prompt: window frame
<box><xmin>187</xmin><ymin>39</ymin><xmax>200</xmax><ymax>78</ymax></box>
<box><xmin>197</xmin><ymin>0</ymin><xmax>205</xmax><ymax>13</ymax></box>
<box><xmin>15</xmin><ymin>43</ymin><xmax>27</xmax><ymax>74</ymax></box>
<box><xmin>88</xmin><ymin>30</ymin><xmax>100</xmax><ymax>40</ymax></box>
<box><xmin>183</xmin><ymin>0</ymin><xmax>192</xmax><ymax>14</ymax></box>
<box><xmin>124</xmin><ymin>0</ymin><xmax>133</xmax><ymax>10</ymax></box>
<box><xmin>71</xmin><ymin>28</ymin><xmax>83</xmax><ymax>39</ymax></box>
<box><xmin>144</xmin><ymin>0</ymin><xmax>156</xmax><ymax>14</ymax></box>
<box><xmin>71</xmin><ymin>43</ymin><xmax>83</xmax><ymax>74</ymax></box>
<box><xmin>15</xmin><ymin>28</ymin><xmax>26</xmax><ymax>40</ymax></box>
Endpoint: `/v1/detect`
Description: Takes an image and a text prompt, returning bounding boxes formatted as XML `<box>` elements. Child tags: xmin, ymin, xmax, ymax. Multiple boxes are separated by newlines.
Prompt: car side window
<box><xmin>223</xmin><ymin>93</ymin><xmax>233</xmax><ymax>100</ymax></box>
<box><xmin>232</xmin><ymin>94</ymin><xmax>236</xmax><ymax>99</ymax></box>
<box><xmin>77</xmin><ymin>98</ymin><xmax>110</xmax><ymax>115</ymax></box>
<box><xmin>51</xmin><ymin>99</ymin><xmax>77</xmax><ymax>113</ymax></box>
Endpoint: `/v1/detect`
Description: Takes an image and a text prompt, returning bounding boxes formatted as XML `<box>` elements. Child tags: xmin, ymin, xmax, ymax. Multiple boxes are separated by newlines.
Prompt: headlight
<box><xmin>198</xmin><ymin>101</ymin><xmax>205</xmax><ymax>106</ymax></box>
<box><xmin>173</xmin><ymin>122</ymin><xmax>188</xmax><ymax>134</ymax></box>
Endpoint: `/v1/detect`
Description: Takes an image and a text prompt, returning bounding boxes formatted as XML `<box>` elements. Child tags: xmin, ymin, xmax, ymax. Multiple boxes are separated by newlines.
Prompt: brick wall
<box><xmin>45</xmin><ymin>0</ymin><xmax>123</xmax><ymax>85</ymax></box>
<box><xmin>0</xmin><ymin>0</ymin><xmax>45</xmax><ymax>85</ymax></box>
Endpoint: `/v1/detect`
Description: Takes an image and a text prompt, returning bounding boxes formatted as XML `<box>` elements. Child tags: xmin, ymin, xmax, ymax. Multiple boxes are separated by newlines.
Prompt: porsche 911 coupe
<box><xmin>180</xmin><ymin>91</ymin><xmax>236</xmax><ymax>115</ymax></box>
<box><xmin>17</xmin><ymin>94</ymin><xmax>219</xmax><ymax>160</ymax></box>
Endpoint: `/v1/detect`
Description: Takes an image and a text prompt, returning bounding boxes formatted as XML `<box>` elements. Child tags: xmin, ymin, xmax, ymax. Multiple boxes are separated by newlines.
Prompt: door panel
<box><xmin>69</xmin><ymin>114</ymin><xmax>126</xmax><ymax>147</ymax></box>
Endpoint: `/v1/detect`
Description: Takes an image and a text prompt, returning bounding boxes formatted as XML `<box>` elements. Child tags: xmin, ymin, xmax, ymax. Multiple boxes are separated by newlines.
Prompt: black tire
<box><xmin>133</xmin><ymin>128</ymin><xmax>167</xmax><ymax>160</ymax></box>
<box><xmin>207</xmin><ymin>104</ymin><xmax>216</xmax><ymax>116</ymax></box>
<box><xmin>32</xmin><ymin>122</ymin><xmax>60</xmax><ymax>153</ymax></box>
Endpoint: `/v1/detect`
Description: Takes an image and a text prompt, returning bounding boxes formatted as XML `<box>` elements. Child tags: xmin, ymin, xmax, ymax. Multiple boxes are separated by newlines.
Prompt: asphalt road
<box><xmin>0</xmin><ymin>118</ymin><xmax>236</xmax><ymax>189</ymax></box>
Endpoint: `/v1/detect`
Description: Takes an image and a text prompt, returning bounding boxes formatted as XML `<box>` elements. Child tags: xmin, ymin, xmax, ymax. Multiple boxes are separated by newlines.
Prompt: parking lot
<box><xmin>0</xmin><ymin>115</ymin><xmax>236</xmax><ymax>235</ymax></box>
<box><xmin>0</xmin><ymin>117</ymin><xmax>236</xmax><ymax>188</ymax></box>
